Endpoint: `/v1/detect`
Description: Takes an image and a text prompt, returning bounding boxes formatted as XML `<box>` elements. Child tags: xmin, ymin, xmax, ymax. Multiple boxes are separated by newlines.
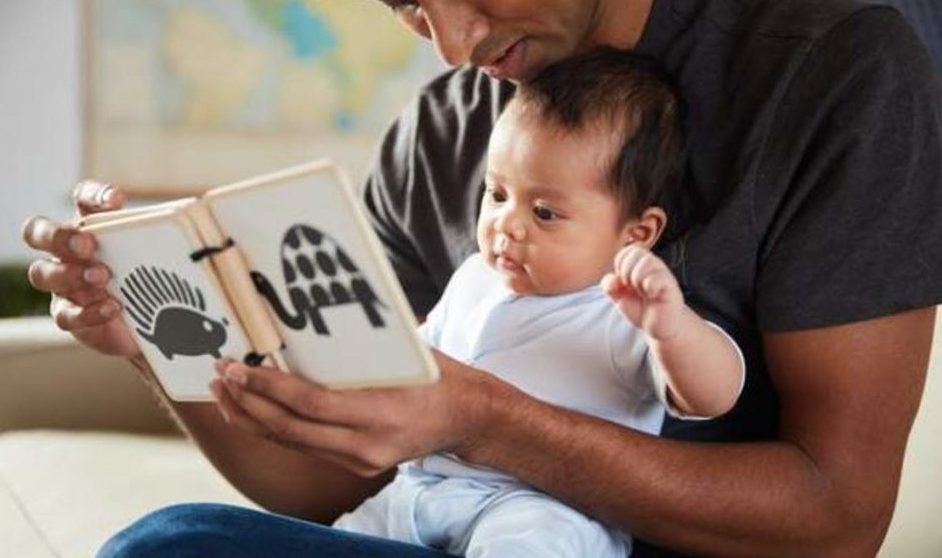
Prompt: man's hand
<box><xmin>210</xmin><ymin>349</ymin><xmax>503</xmax><ymax>477</ymax></box>
<box><xmin>601</xmin><ymin>244</ymin><xmax>686</xmax><ymax>341</ymax></box>
<box><xmin>22</xmin><ymin>181</ymin><xmax>141</xmax><ymax>358</ymax></box>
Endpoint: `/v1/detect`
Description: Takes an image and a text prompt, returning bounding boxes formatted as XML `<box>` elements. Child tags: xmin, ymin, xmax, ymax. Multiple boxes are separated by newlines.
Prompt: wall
<box><xmin>1</xmin><ymin>1</ymin><xmax>442</xmax><ymax>265</ymax></box>
<box><xmin>1</xmin><ymin>0</ymin><xmax>82</xmax><ymax>263</ymax></box>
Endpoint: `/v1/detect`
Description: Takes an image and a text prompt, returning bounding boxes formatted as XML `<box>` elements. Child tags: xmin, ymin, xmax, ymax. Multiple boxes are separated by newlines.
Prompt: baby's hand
<box><xmin>601</xmin><ymin>245</ymin><xmax>686</xmax><ymax>341</ymax></box>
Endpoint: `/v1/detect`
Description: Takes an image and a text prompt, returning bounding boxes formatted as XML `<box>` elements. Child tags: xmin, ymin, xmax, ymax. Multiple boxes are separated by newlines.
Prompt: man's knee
<box><xmin>96</xmin><ymin>503</ymin><xmax>255</xmax><ymax>558</ymax></box>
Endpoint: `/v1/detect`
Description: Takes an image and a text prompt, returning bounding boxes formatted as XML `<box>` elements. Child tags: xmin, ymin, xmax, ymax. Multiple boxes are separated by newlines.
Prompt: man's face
<box><xmin>477</xmin><ymin>103</ymin><xmax>630</xmax><ymax>295</ymax></box>
<box><xmin>379</xmin><ymin>0</ymin><xmax>600</xmax><ymax>82</ymax></box>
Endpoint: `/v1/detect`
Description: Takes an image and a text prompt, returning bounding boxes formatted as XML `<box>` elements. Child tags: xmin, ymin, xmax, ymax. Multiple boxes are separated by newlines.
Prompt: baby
<box><xmin>335</xmin><ymin>47</ymin><xmax>745</xmax><ymax>558</ymax></box>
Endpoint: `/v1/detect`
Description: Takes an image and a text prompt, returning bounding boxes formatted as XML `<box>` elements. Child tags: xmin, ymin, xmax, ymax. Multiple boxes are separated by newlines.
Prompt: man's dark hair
<box><xmin>512</xmin><ymin>47</ymin><xmax>687</xmax><ymax>222</ymax></box>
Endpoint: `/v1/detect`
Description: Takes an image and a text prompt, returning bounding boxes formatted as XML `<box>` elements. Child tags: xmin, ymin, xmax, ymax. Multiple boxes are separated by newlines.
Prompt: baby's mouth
<box><xmin>494</xmin><ymin>252</ymin><xmax>523</xmax><ymax>272</ymax></box>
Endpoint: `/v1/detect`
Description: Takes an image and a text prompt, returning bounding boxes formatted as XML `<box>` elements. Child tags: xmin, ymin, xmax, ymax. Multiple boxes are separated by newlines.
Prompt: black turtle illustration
<box><xmin>251</xmin><ymin>224</ymin><xmax>385</xmax><ymax>336</ymax></box>
<box><xmin>119</xmin><ymin>266</ymin><xmax>228</xmax><ymax>360</ymax></box>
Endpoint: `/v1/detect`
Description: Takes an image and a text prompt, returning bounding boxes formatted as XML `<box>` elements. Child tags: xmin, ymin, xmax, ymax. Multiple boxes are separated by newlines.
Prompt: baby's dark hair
<box><xmin>511</xmin><ymin>47</ymin><xmax>686</xmax><ymax>222</ymax></box>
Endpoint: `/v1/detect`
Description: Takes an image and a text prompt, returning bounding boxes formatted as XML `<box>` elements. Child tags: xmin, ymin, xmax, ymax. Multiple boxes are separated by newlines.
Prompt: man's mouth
<box><xmin>480</xmin><ymin>39</ymin><xmax>527</xmax><ymax>80</ymax></box>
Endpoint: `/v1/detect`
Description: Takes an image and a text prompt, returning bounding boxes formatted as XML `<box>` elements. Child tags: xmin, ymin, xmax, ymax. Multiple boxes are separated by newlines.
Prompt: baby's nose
<box><xmin>495</xmin><ymin>210</ymin><xmax>526</xmax><ymax>241</ymax></box>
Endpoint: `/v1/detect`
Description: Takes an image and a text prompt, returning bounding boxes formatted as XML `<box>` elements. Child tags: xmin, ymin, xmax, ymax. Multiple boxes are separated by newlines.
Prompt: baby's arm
<box><xmin>601</xmin><ymin>245</ymin><xmax>743</xmax><ymax>418</ymax></box>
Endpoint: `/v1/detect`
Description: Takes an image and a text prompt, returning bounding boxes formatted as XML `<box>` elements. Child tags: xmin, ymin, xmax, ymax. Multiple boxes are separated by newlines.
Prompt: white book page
<box><xmin>204</xmin><ymin>162</ymin><xmax>437</xmax><ymax>388</ymax></box>
<box><xmin>85</xmin><ymin>212</ymin><xmax>253</xmax><ymax>401</ymax></box>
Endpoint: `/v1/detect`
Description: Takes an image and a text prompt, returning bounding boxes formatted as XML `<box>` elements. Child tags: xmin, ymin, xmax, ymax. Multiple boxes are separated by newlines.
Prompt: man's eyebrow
<box><xmin>379</xmin><ymin>0</ymin><xmax>417</xmax><ymax>8</ymax></box>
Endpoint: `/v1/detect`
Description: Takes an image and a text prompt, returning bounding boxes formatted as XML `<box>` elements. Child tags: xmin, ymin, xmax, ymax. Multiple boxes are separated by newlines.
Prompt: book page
<box><xmin>203</xmin><ymin>161</ymin><xmax>438</xmax><ymax>388</ymax></box>
<box><xmin>83</xmin><ymin>210</ymin><xmax>253</xmax><ymax>401</ymax></box>
<box><xmin>75</xmin><ymin>197</ymin><xmax>197</xmax><ymax>228</ymax></box>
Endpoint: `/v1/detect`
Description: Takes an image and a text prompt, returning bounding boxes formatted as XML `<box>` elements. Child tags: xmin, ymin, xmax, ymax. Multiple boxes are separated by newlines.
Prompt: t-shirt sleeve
<box><xmin>362</xmin><ymin>104</ymin><xmax>441</xmax><ymax>318</ymax></box>
<box><xmin>362</xmin><ymin>68</ymin><xmax>512</xmax><ymax>319</ymax></box>
<box><xmin>754</xmin><ymin>7</ymin><xmax>942</xmax><ymax>331</ymax></box>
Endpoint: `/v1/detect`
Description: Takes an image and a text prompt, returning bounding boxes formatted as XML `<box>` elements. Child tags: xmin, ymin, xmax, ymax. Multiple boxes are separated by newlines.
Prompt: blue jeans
<box><xmin>97</xmin><ymin>503</ymin><xmax>452</xmax><ymax>558</ymax></box>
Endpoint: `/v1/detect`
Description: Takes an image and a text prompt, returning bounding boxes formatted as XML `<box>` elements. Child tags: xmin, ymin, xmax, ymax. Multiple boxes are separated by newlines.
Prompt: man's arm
<box><xmin>214</xmin><ymin>305</ymin><xmax>934</xmax><ymax>555</ymax></box>
<box><xmin>21</xmin><ymin>182</ymin><xmax>390</xmax><ymax>525</ymax></box>
<box><xmin>463</xmin><ymin>307</ymin><xmax>934</xmax><ymax>556</ymax></box>
<box><xmin>129</xmin><ymin>355</ymin><xmax>393</xmax><ymax>523</ymax></box>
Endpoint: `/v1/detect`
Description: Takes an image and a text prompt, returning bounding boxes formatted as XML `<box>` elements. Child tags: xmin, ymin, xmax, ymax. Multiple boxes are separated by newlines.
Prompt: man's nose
<box><xmin>423</xmin><ymin>0</ymin><xmax>489</xmax><ymax>66</ymax></box>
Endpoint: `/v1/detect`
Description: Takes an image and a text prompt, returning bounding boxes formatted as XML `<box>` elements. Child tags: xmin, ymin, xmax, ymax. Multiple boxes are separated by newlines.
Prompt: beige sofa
<box><xmin>1</xmin><ymin>316</ymin><xmax>940</xmax><ymax>557</ymax></box>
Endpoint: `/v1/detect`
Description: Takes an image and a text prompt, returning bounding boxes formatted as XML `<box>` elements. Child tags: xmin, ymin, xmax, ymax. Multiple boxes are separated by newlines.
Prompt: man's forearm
<box><xmin>460</xmin><ymin>380</ymin><xmax>884</xmax><ymax>557</ymax></box>
<box><xmin>457</xmin><ymin>309</ymin><xmax>936</xmax><ymax>557</ymax></box>
<box><xmin>127</xmin><ymin>355</ymin><xmax>391</xmax><ymax>523</ymax></box>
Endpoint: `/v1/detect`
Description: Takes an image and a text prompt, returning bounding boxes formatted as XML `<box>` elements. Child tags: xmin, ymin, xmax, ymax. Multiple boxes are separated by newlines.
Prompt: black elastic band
<box><xmin>190</xmin><ymin>237</ymin><xmax>235</xmax><ymax>262</ymax></box>
<box><xmin>243</xmin><ymin>352</ymin><xmax>265</xmax><ymax>367</ymax></box>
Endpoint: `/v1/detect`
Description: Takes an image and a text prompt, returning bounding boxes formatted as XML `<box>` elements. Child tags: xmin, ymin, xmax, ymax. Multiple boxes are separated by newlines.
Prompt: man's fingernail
<box><xmin>83</xmin><ymin>266</ymin><xmax>108</xmax><ymax>284</ymax></box>
<box><xmin>225</xmin><ymin>367</ymin><xmax>247</xmax><ymax>386</ymax></box>
<box><xmin>95</xmin><ymin>184</ymin><xmax>114</xmax><ymax>206</ymax></box>
<box><xmin>214</xmin><ymin>358</ymin><xmax>234</xmax><ymax>373</ymax></box>
<box><xmin>69</xmin><ymin>235</ymin><xmax>91</xmax><ymax>256</ymax></box>
<box><xmin>100</xmin><ymin>302</ymin><xmax>118</xmax><ymax>317</ymax></box>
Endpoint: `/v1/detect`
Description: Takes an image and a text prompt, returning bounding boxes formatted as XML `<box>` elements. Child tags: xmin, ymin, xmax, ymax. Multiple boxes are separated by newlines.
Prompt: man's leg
<box><xmin>96</xmin><ymin>503</ymin><xmax>451</xmax><ymax>558</ymax></box>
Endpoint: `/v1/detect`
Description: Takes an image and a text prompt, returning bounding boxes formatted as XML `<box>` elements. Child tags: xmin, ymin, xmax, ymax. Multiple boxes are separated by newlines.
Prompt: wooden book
<box><xmin>79</xmin><ymin>160</ymin><xmax>438</xmax><ymax>401</ymax></box>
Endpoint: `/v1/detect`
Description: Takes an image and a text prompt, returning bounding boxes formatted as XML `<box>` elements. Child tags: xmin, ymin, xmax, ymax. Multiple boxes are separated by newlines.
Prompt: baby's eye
<box><xmin>486</xmin><ymin>188</ymin><xmax>507</xmax><ymax>203</ymax></box>
<box><xmin>533</xmin><ymin>206</ymin><xmax>557</xmax><ymax>221</ymax></box>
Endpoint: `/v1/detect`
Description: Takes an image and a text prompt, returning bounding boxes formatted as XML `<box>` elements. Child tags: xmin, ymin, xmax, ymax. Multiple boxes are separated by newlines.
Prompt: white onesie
<box><xmin>334</xmin><ymin>254</ymin><xmax>744</xmax><ymax>557</ymax></box>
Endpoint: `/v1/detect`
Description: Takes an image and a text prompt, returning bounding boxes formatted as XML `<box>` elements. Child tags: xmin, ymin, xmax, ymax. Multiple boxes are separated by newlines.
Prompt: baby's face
<box><xmin>478</xmin><ymin>104</ymin><xmax>630</xmax><ymax>295</ymax></box>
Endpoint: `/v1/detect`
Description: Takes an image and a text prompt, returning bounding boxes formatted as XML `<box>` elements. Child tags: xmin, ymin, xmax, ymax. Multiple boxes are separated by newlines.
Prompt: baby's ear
<box><xmin>621</xmin><ymin>206</ymin><xmax>667</xmax><ymax>248</ymax></box>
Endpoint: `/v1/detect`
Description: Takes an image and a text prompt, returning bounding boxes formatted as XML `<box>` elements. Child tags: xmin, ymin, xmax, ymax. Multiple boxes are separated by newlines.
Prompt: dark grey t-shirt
<box><xmin>362</xmin><ymin>0</ymin><xmax>942</xmax><ymax>555</ymax></box>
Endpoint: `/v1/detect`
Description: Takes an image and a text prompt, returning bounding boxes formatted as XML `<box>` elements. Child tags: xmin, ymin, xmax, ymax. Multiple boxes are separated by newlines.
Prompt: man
<box><xmin>22</xmin><ymin>0</ymin><xmax>942</xmax><ymax>556</ymax></box>
<box><xmin>886</xmin><ymin>0</ymin><xmax>942</xmax><ymax>75</ymax></box>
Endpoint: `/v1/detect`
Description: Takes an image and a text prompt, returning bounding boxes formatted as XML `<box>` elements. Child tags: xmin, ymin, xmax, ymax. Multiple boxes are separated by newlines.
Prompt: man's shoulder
<box><xmin>678</xmin><ymin>0</ymin><xmax>909</xmax><ymax>45</ymax></box>
<box><xmin>754</xmin><ymin>0</ymin><xmax>890</xmax><ymax>37</ymax></box>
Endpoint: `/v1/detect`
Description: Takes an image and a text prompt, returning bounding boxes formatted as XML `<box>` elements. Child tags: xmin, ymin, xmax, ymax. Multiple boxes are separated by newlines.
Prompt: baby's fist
<box><xmin>601</xmin><ymin>245</ymin><xmax>685</xmax><ymax>340</ymax></box>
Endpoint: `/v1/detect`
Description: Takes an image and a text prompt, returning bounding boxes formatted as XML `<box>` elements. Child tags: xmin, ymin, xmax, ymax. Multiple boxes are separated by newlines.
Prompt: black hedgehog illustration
<box><xmin>120</xmin><ymin>266</ymin><xmax>228</xmax><ymax>360</ymax></box>
<box><xmin>251</xmin><ymin>224</ymin><xmax>385</xmax><ymax>336</ymax></box>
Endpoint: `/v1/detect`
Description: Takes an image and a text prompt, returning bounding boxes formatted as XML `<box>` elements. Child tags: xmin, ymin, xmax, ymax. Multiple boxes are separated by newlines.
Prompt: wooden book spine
<box><xmin>184</xmin><ymin>202</ymin><xmax>287</xmax><ymax>370</ymax></box>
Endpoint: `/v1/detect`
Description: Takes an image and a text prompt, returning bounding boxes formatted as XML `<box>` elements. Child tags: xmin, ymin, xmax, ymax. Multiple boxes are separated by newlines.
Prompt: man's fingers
<box><xmin>211</xmin><ymin>380</ymin><xmax>378</xmax><ymax>474</ymax></box>
<box><xmin>219</xmin><ymin>361</ymin><xmax>358</xmax><ymax>426</ymax></box>
<box><xmin>73</xmin><ymin>180</ymin><xmax>126</xmax><ymax>216</ymax></box>
<box><xmin>22</xmin><ymin>216</ymin><xmax>97</xmax><ymax>261</ymax></box>
<box><xmin>60</xmin><ymin>284</ymin><xmax>114</xmax><ymax>307</ymax></box>
<box><xmin>210</xmin><ymin>379</ymin><xmax>274</xmax><ymax>438</ymax></box>
<box><xmin>27</xmin><ymin>258</ymin><xmax>110</xmax><ymax>294</ymax></box>
<box><xmin>215</xmin><ymin>372</ymin><xmax>360</xmax><ymax>454</ymax></box>
<box><xmin>50</xmin><ymin>295</ymin><xmax>122</xmax><ymax>332</ymax></box>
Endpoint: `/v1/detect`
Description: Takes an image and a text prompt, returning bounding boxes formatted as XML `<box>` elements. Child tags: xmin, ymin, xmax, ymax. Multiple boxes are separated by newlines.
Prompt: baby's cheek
<box><xmin>544</xmin><ymin>252</ymin><xmax>605</xmax><ymax>292</ymax></box>
<box><xmin>476</xmin><ymin>219</ymin><xmax>493</xmax><ymax>252</ymax></box>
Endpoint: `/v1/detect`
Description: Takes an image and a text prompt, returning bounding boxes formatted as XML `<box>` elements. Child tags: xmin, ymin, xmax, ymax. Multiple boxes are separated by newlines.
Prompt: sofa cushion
<box><xmin>0</xmin><ymin>430</ymin><xmax>252</xmax><ymax>558</ymax></box>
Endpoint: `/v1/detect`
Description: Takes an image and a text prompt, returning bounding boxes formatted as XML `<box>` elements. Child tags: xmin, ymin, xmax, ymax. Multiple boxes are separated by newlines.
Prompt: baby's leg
<box><xmin>462</xmin><ymin>489</ymin><xmax>630</xmax><ymax>558</ymax></box>
<box><xmin>333</xmin><ymin>473</ymin><xmax>428</xmax><ymax>546</ymax></box>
